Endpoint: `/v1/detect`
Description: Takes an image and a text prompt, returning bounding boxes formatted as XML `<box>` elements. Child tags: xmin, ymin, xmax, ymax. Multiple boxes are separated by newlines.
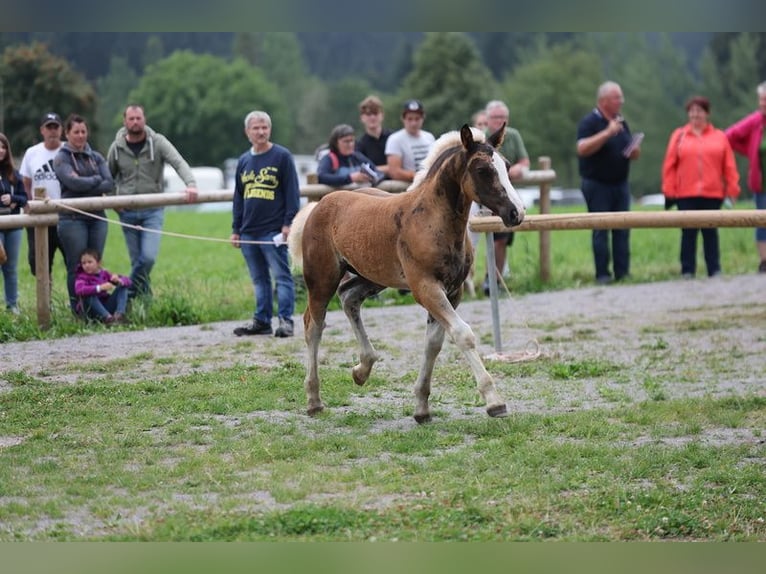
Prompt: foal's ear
<box><xmin>488</xmin><ymin>121</ymin><xmax>507</xmax><ymax>149</ymax></box>
<box><xmin>460</xmin><ymin>124</ymin><xmax>476</xmax><ymax>150</ymax></box>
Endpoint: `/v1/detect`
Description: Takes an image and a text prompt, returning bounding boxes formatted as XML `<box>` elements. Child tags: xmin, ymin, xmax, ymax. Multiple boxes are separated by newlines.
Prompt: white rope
<box><xmin>55</xmin><ymin>202</ymin><xmax>276</xmax><ymax>245</ymax></box>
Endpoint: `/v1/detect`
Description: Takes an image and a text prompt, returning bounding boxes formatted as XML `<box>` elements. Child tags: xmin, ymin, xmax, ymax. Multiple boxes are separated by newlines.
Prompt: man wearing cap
<box><xmin>19</xmin><ymin>112</ymin><xmax>66</xmax><ymax>277</ymax></box>
<box><xmin>384</xmin><ymin>99</ymin><xmax>435</xmax><ymax>182</ymax></box>
<box><xmin>107</xmin><ymin>104</ymin><xmax>197</xmax><ymax>300</ymax></box>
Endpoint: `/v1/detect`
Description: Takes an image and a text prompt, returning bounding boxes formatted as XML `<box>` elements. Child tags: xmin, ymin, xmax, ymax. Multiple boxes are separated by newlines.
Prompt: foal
<box><xmin>289</xmin><ymin>124</ymin><xmax>525</xmax><ymax>422</ymax></box>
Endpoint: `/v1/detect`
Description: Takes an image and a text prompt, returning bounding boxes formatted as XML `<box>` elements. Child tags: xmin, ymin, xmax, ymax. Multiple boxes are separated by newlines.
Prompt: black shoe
<box><xmin>759</xmin><ymin>260</ymin><xmax>766</xmax><ymax>274</ymax></box>
<box><xmin>234</xmin><ymin>319</ymin><xmax>272</xmax><ymax>336</ymax></box>
<box><xmin>274</xmin><ymin>317</ymin><xmax>294</xmax><ymax>338</ymax></box>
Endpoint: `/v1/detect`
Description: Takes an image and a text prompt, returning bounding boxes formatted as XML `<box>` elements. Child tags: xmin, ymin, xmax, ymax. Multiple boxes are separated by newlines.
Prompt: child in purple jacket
<box><xmin>74</xmin><ymin>248</ymin><xmax>131</xmax><ymax>325</ymax></box>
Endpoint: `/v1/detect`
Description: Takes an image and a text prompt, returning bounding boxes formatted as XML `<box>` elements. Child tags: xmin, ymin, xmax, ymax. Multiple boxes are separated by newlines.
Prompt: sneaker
<box><xmin>113</xmin><ymin>312</ymin><xmax>129</xmax><ymax>325</ymax></box>
<box><xmin>234</xmin><ymin>319</ymin><xmax>272</xmax><ymax>336</ymax></box>
<box><xmin>104</xmin><ymin>314</ymin><xmax>117</xmax><ymax>327</ymax></box>
<box><xmin>595</xmin><ymin>275</ymin><xmax>613</xmax><ymax>285</ymax></box>
<box><xmin>274</xmin><ymin>317</ymin><xmax>294</xmax><ymax>338</ymax></box>
<box><xmin>681</xmin><ymin>272</ymin><xmax>694</xmax><ymax>280</ymax></box>
<box><xmin>759</xmin><ymin>260</ymin><xmax>766</xmax><ymax>274</ymax></box>
<box><xmin>6</xmin><ymin>306</ymin><xmax>20</xmax><ymax>315</ymax></box>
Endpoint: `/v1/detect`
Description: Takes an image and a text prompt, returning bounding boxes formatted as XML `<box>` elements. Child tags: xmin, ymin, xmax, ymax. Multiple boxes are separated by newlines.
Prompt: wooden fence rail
<box><xmin>13</xmin><ymin>163</ymin><xmax>556</xmax><ymax>328</ymax></box>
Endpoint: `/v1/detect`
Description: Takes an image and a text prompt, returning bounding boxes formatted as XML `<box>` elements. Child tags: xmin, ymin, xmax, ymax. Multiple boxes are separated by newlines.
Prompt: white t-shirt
<box><xmin>384</xmin><ymin>128</ymin><xmax>435</xmax><ymax>173</ymax></box>
<box><xmin>19</xmin><ymin>142</ymin><xmax>63</xmax><ymax>200</ymax></box>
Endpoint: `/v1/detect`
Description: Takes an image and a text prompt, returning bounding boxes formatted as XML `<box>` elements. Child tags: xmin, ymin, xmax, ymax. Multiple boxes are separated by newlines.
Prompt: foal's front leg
<box><xmin>413</xmin><ymin>315</ymin><xmax>446</xmax><ymax>423</ymax></box>
<box><xmin>412</xmin><ymin>283</ymin><xmax>507</xmax><ymax>418</ymax></box>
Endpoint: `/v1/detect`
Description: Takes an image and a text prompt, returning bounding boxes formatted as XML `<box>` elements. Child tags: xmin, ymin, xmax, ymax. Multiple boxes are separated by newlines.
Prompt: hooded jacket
<box><xmin>52</xmin><ymin>142</ymin><xmax>114</xmax><ymax>218</ymax></box>
<box><xmin>107</xmin><ymin>125</ymin><xmax>196</xmax><ymax>196</ymax></box>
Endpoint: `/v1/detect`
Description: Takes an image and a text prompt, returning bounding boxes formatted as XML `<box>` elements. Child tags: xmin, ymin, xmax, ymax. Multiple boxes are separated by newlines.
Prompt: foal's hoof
<box><xmin>413</xmin><ymin>413</ymin><xmax>432</xmax><ymax>425</ymax></box>
<box><xmin>351</xmin><ymin>366</ymin><xmax>367</xmax><ymax>386</ymax></box>
<box><xmin>486</xmin><ymin>404</ymin><xmax>508</xmax><ymax>418</ymax></box>
<box><xmin>307</xmin><ymin>404</ymin><xmax>325</xmax><ymax>417</ymax></box>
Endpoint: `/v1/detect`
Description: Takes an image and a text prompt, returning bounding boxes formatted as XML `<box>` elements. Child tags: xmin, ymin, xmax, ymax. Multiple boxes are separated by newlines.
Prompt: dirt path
<box><xmin>3</xmin><ymin>274</ymin><xmax>765</xmax><ymax>411</ymax></box>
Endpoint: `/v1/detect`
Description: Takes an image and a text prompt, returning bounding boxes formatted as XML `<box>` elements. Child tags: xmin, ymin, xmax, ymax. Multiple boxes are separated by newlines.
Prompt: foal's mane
<box><xmin>408</xmin><ymin>127</ymin><xmax>487</xmax><ymax>191</ymax></box>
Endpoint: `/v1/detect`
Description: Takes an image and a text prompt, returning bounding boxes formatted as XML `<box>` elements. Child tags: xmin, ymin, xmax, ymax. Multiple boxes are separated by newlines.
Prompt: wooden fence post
<box><xmin>537</xmin><ymin>156</ymin><xmax>552</xmax><ymax>283</ymax></box>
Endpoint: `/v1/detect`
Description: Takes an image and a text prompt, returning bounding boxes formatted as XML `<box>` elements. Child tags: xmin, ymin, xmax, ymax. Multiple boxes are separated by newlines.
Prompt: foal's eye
<box><xmin>476</xmin><ymin>165</ymin><xmax>494</xmax><ymax>178</ymax></box>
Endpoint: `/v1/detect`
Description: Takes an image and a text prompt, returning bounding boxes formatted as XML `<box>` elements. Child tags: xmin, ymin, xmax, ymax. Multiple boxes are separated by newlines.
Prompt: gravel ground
<box><xmin>3</xmin><ymin>273</ymin><xmax>765</xmax><ymax>413</ymax></box>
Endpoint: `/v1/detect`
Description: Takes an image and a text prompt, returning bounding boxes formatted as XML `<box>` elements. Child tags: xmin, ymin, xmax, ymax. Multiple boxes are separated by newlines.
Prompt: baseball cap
<box><xmin>40</xmin><ymin>112</ymin><xmax>62</xmax><ymax>127</ymax></box>
<box><xmin>402</xmin><ymin>99</ymin><xmax>424</xmax><ymax>115</ymax></box>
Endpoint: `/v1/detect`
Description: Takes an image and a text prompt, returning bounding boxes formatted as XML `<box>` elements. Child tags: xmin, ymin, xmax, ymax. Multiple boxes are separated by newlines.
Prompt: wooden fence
<box><xmin>12</xmin><ymin>161</ymin><xmax>556</xmax><ymax>328</ymax></box>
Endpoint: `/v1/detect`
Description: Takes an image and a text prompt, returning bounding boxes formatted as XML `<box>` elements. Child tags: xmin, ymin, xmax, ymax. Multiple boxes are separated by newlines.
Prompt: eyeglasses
<box><xmin>338</xmin><ymin>137</ymin><xmax>355</xmax><ymax>145</ymax></box>
<box><xmin>488</xmin><ymin>115</ymin><xmax>508</xmax><ymax>120</ymax></box>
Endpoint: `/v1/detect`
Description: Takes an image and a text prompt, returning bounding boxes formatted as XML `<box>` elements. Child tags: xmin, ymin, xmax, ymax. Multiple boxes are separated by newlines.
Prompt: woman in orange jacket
<box><xmin>662</xmin><ymin>96</ymin><xmax>740</xmax><ymax>278</ymax></box>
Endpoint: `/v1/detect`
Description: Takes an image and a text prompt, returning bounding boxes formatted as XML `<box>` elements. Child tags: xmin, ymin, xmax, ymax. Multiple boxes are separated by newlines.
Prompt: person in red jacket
<box><xmin>725</xmin><ymin>81</ymin><xmax>766</xmax><ymax>273</ymax></box>
<box><xmin>662</xmin><ymin>96</ymin><xmax>740</xmax><ymax>278</ymax></box>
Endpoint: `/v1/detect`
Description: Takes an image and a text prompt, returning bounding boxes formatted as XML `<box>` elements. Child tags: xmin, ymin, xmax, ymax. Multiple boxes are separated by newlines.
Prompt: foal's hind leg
<box><xmin>338</xmin><ymin>275</ymin><xmax>384</xmax><ymax>386</ymax></box>
<box><xmin>302</xmin><ymin>264</ymin><xmax>345</xmax><ymax>416</ymax></box>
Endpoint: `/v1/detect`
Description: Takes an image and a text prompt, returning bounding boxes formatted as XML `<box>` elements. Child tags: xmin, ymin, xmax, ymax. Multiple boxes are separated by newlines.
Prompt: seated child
<box><xmin>74</xmin><ymin>248</ymin><xmax>132</xmax><ymax>325</ymax></box>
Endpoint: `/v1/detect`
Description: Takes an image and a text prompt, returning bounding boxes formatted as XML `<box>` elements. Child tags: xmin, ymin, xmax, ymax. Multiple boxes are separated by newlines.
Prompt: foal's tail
<box><xmin>288</xmin><ymin>202</ymin><xmax>318</xmax><ymax>270</ymax></box>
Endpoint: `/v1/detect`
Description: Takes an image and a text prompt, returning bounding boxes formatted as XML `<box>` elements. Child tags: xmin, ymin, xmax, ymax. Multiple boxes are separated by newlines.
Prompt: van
<box><xmin>163</xmin><ymin>165</ymin><xmax>227</xmax><ymax>211</ymax></box>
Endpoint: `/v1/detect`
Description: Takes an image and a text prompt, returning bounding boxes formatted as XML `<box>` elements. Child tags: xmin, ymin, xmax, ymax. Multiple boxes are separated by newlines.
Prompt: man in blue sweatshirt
<box><xmin>230</xmin><ymin>111</ymin><xmax>300</xmax><ymax>338</ymax></box>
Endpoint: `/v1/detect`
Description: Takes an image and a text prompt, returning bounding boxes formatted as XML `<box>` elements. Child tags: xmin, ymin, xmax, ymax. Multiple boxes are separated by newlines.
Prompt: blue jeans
<box><xmin>58</xmin><ymin>216</ymin><xmax>108</xmax><ymax>312</ymax></box>
<box><xmin>676</xmin><ymin>197</ymin><xmax>723</xmax><ymax>276</ymax></box>
<box><xmin>581</xmin><ymin>178</ymin><xmax>631</xmax><ymax>280</ymax></box>
<box><xmin>755</xmin><ymin>192</ymin><xmax>766</xmax><ymax>242</ymax></box>
<box><xmin>81</xmin><ymin>286</ymin><xmax>129</xmax><ymax>321</ymax></box>
<box><xmin>240</xmin><ymin>233</ymin><xmax>295</xmax><ymax>323</ymax></box>
<box><xmin>118</xmin><ymin>208</ymin><xmax>164</xmax><ymax>297</ymax></box>
<box><xmin>0</xmin><ymin>227</ymin><xmax>23</xmax><ymax>309</ymax></box>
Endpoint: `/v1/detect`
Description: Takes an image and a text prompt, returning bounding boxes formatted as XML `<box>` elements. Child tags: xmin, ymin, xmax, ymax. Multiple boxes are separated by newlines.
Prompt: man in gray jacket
<box><xmin>107</xmin><ymin>104</ymin><xmax>197</xmax><ymax>299</ymax></box>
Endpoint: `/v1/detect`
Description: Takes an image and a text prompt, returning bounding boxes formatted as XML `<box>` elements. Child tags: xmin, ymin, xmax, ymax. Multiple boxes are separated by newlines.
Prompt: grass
<box><xmin>1</xmin><ymin>201</ymin><xmax>764</xmax><ymax>541</ymax></box>
<box><xmin>0</xmin><ymin>358</ymin><xmax>763</xmax><ymax>540</ymax></box>
<box><xmin>2</xmin><ymin>200</ymin><xmax>762</xmax><ymax>343</ymax></box>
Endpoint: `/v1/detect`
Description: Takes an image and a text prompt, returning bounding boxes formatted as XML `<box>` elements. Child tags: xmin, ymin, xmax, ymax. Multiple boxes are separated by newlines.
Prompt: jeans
<box><xmin>581</xmin><ymin>178</ymin><xmax>631</xmax><ymax>280</ymax></box>
<box><xmin>118</xmin><ymin>208</ymin><xmax>164</xmax><ymax>297</ymax></box>
<box><xmin>58</xmin><ymin>216</ymin><xmax>108</xmax><ymax>312</ymax></box>
<box><xmin>26</xmin><ymin>225</ymin><xmax>66</xmax><ymax>276</ymax></box>
<box><xmin>0</xmin><ymin>227</ymin><xmax>23</xmax><ymax>309</ymax></box>
<box><xmin>676</xmin><ymin>197</ymin><xmax>723</xmax><ymax>276</ymax></box>
<box><xmin>81</xmin><ymin>286</ymin><xmax>129</xmax><ymax>320</ymax></box>
<box><xmin>755</xmin><ymin>192</ymin><xmax>766</xmax><ymax>242</ymax></box>
<box><xmin>240</xmin><ymin>232</ymin><xmax>295</xmax><ymax>323</ymax></box>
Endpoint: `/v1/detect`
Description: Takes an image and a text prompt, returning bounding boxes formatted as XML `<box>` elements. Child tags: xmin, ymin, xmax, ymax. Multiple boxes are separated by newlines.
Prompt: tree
<box><xmin>94</xmin><ymin>56</ymin><xmax>139</xmax><ymax>152</ymax></box>
<box><xmin>1</xmin><ymin>42</ymin><xmax>96</xmax><ymax>152</ymax></box>
<box><xmin>400</xmin><ymin>33</ymin><xmax>498</xmax><ymax>138</ymax></box>
<box><xmin>502</xmin><ymin>43</ymin><xmax>602</xmax><ymax>188</ymax></box>
<box><xmin>127</xmin><ymin>52</ymin><xmax>285</xmax><ymax>166</ymax></box>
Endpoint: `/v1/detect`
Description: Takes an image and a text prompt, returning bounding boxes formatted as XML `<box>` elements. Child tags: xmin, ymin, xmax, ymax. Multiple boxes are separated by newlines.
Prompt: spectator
<box><xmin>662</xmin><ymin>96</ymin><xmax>740</xmax><ymax>278</ymax></box>
<box><xmin>471</xmin><ymin>109</ymin><xmax>489</xmax><ymax>131</ymax></box>
<box><xmin>0</xmin><ymin>133</ymin><xmax>29</xmax><ymax>314</ymax></box>
<box><xmin>107</xmin><ymin>104</ymin><xmax>198</xmax><ymax>300</ymax></box>
<box><xmin>482</xmin><ymin>100</ymin><xmax>530</xmax><ymax>296</ymax></box>
<box><xmin>385</xmin><ymin>99</ymin><xmax>435</xmax><ymax>182</ymax></box>
<box><xmin>725</xmin><ymin>81</ymin><xmax>766</xmax><ymax>273</ymax></box>
<box><xmin>576</xmin><ymin>81</ymin><xmax>641</xmax><ymax>285</ymax></box>
<box><xmin>317</xmin><ymin>124</ymin><xmax>382</xmax><ymax>187</ymax></box>
<box><xmin>356</xmin><ymin>95</ymin><xmax>392</xmax><ymax>179</ymax></box>
<box><xmin>19</xmin><ymin>112</ymin><xmax>65</xmax><ymax>277</ymax></box>
<box><xmin>231</xmin><ymin>111</ymin><xmax>300</xmax><ymax>338</ymax></box>
<box><xmin>53</xmin><ymin>114</ymin><xmax>114</xmax><ymax>314</ymax></box>
<box><xmin>74</xmin><ymin>248</ymin><xmax>131</xmax><ymax>326</ymax></box>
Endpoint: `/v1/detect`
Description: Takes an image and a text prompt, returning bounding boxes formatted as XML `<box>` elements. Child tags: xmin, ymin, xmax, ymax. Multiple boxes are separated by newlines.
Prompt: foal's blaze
<box><xmin>289</xmin><ymin>123</ymin><xmax>525</xmax><ymax>423</ymax></box>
